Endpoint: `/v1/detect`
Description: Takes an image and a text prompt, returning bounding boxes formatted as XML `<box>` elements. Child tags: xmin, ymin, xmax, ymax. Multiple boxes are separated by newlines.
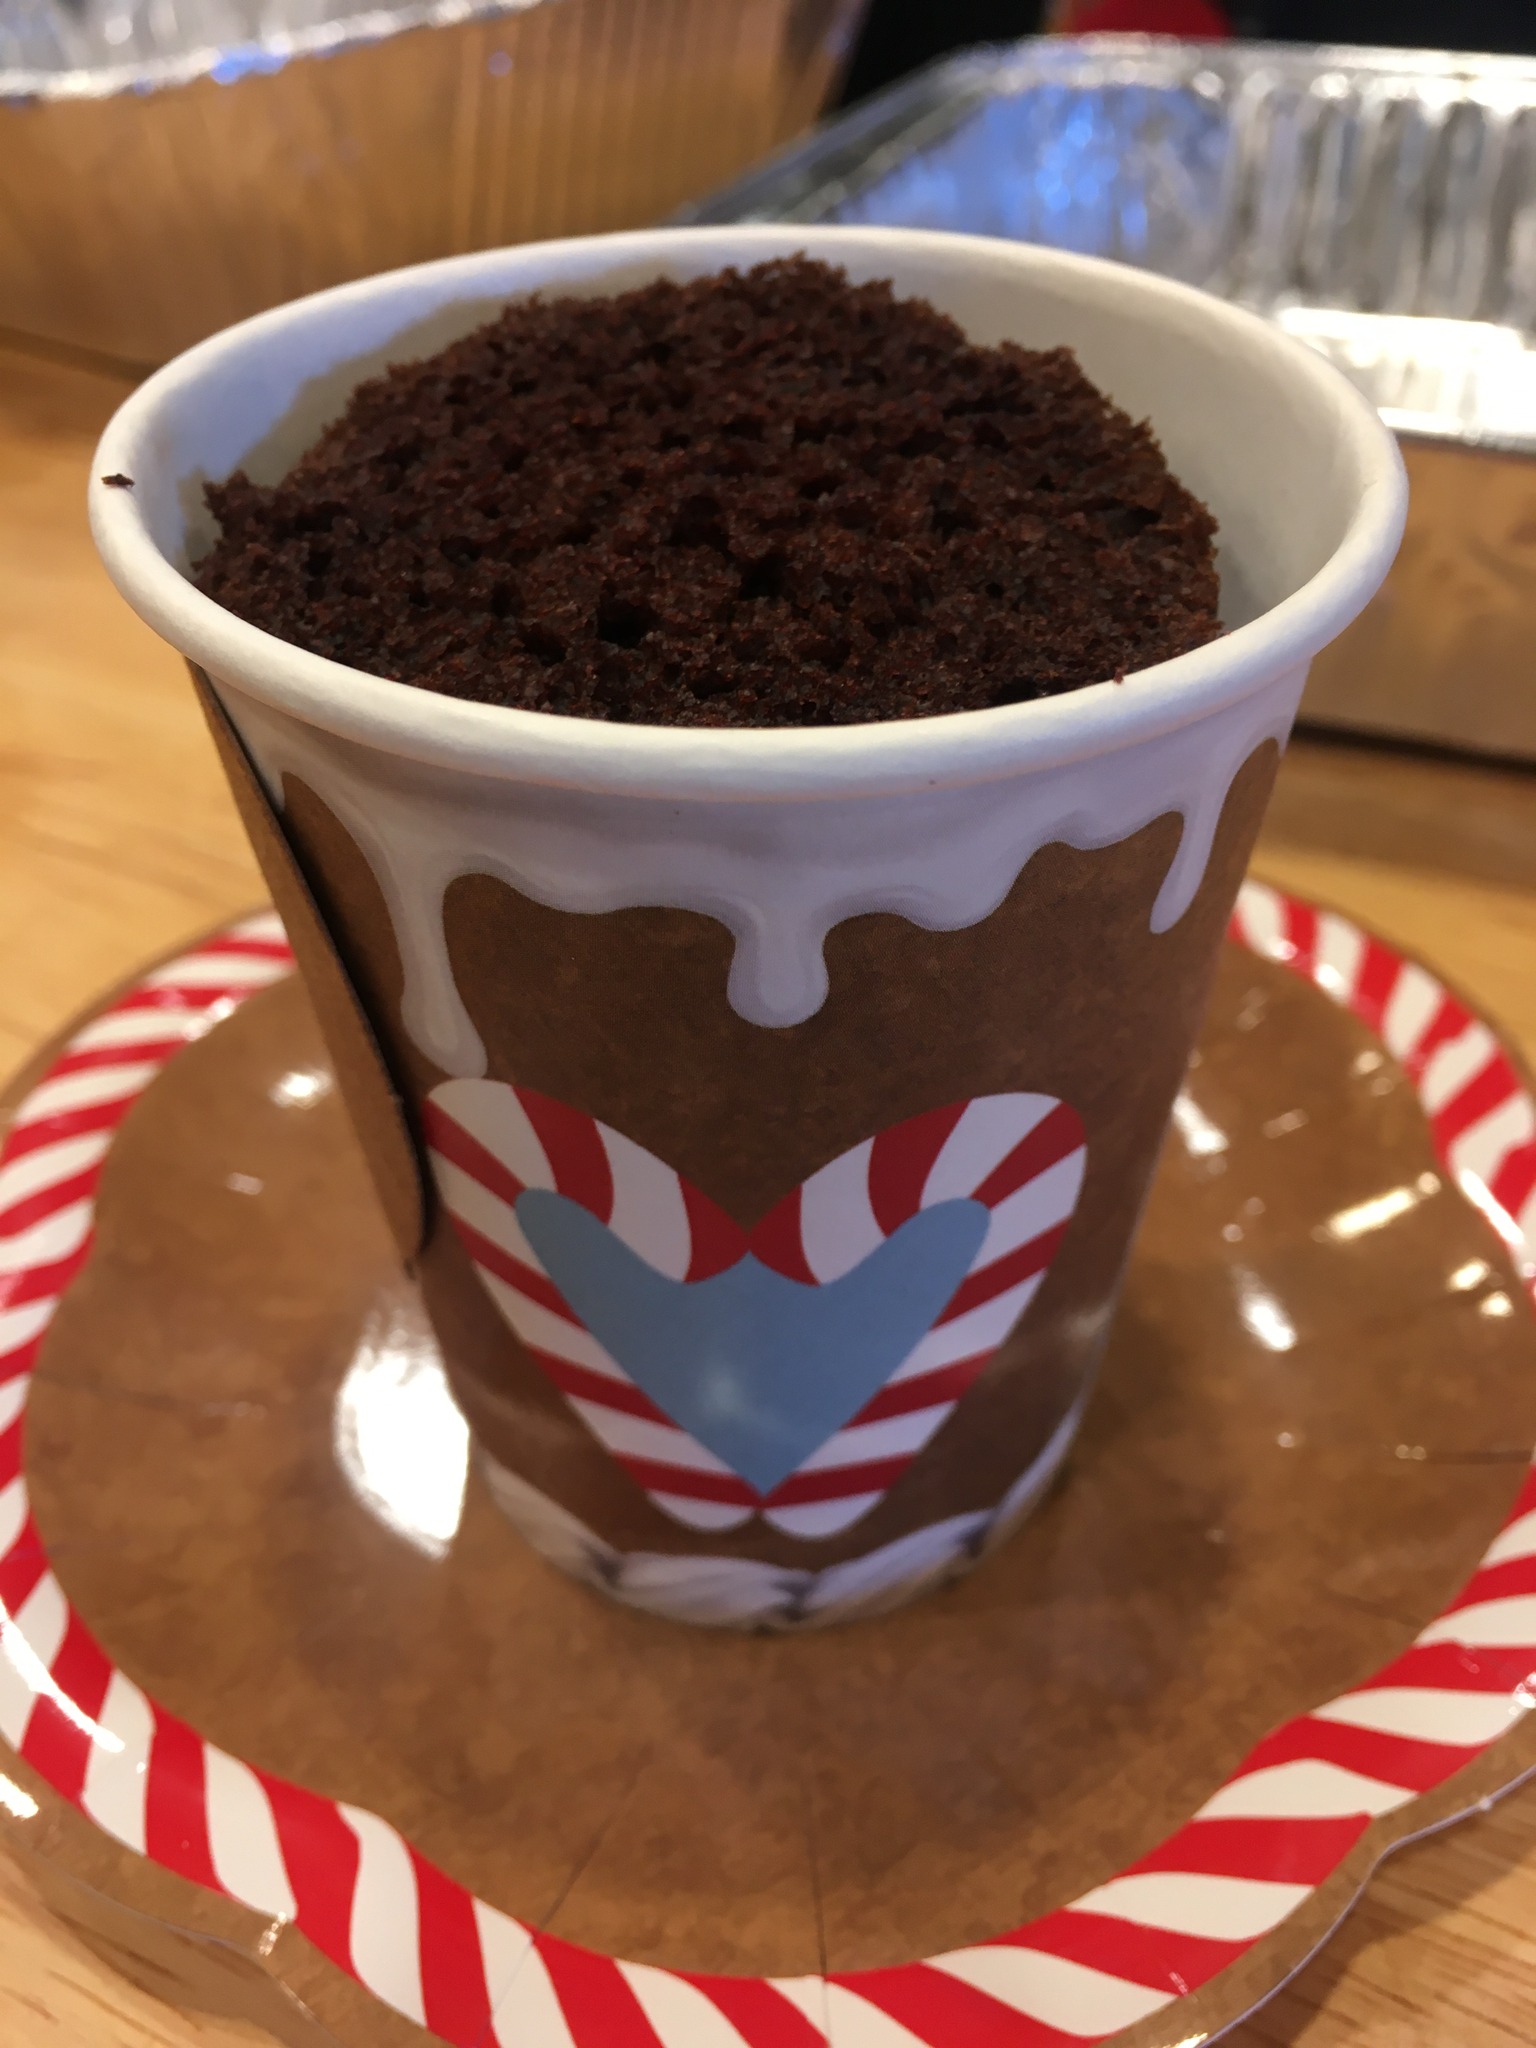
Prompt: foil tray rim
<box><xmin>686</xmin><ymin>34</ymin><xmax>1536</xmax><ymax>227</ymax></box>
<box><xmin>2</xmin><ymin>0</ymin><xmax>547</xmax><ymax>104</ymax></box>
<box><xmin>681</xmin><ymin>34</ymin><xmax>1536</xmax><ymax>460</ymax></box>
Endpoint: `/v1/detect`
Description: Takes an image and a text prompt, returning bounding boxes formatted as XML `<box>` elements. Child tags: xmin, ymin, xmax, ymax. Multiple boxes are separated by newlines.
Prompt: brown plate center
<box><xmin>26</xmin><ymin>945</ymin><xmax>1536</xmax><ymax>1976</ymax></box>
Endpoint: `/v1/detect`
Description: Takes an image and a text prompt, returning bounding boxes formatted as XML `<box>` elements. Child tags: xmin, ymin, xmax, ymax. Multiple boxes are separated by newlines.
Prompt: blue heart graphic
<box><xmin>517</xmin><ymin>1190</ymin><xmax>989</xmax><ymax>1495</ymax></box>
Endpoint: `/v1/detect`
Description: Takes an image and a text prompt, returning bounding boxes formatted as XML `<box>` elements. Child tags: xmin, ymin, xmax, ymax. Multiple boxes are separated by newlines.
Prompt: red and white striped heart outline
<box><xmin>424</xmin><ymin>1082</ymin><xmax>1087</xmax><ymax>1539</ymax></box>
<box><xmin>0</xmin><ymin>886</ymin><xmax>1532</xmax><ymax>2048</ymax></box>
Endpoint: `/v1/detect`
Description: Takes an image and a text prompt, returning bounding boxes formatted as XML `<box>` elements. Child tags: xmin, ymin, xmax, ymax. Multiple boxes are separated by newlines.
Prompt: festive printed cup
<box><xmin>93</xmin><ymin>227</ymin><xmax>1405</xmax><ymax>1629</ymax></box>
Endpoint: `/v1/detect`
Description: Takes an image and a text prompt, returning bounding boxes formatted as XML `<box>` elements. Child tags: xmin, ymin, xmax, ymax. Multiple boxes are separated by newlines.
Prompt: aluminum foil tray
<box><xmin>1</xmin><ymin>0</ymin><xmax>866</xmax><ymax>366</ymax></box>
<box><xmin>688</xmin><ymin>36</ymin><xmax>1536</xmax><ymax>758</ymax></box>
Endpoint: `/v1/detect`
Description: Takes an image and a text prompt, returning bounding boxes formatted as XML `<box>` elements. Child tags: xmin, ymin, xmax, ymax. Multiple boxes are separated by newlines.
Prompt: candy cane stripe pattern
<box><xmin>0</xmin><ymin>885</ymin><xmax>1533</xmax><ymax>2048</ymax></box>
<box><xmin>1229</xmin><ymin>883</ymin><xmax>1536</xmax><ymax>1298</ymax></box>
<box><xmin>424</xmin><ymin>1082</ymin><xmax>1087</xmax><ymax>1538</ymax></box>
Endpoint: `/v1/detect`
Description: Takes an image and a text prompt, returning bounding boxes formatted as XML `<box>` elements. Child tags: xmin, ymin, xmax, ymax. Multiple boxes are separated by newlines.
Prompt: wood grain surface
<box><xmin>2</xmin><ymin>337</ymin><xmax>1534</xmax><ymax>2046</ymax></box>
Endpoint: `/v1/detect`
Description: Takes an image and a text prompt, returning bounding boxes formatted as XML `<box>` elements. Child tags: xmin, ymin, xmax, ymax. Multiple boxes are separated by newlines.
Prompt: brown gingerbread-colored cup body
<box><xmin>93</xmin><ymin>227</ymin><xmax>1405</xmax><ymax>1626</ymax></box>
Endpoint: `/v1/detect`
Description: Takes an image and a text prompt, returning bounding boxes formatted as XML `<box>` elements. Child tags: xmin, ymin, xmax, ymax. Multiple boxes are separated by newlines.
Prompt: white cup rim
<box><xmin>91</xmin><ymin>225</ymin><xmax>1406</xmax><ymax>802</ymax></box>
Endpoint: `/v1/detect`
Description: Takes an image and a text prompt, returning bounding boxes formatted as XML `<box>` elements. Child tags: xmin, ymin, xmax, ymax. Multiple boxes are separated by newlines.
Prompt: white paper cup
<box><xmin>93</xmin><ymin>228</ymin><xmax>1406</xmax><ymax>1628</ymax></box>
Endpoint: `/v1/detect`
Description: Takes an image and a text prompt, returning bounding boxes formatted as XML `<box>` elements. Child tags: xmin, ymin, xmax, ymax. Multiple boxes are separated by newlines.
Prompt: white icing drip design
<box><xmin>222</xmin><ymin>670</ymin><xmax>1305</xmax><ymax>1075</ymax></box>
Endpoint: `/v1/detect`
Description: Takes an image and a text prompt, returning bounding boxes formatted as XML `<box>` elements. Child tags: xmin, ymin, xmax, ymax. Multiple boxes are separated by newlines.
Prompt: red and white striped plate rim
<box><xmin>0</xmin><ymin>886</ymin><xmax>1531</xmax><ymax>2048</ymax></box>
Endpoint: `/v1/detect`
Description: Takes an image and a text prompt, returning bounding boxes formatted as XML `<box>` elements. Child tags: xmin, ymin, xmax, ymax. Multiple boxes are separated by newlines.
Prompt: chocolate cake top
<box><xmin>196</xmin><ymin>256</ymin><xmax>1221</xmax><ymax>728</ymax></box>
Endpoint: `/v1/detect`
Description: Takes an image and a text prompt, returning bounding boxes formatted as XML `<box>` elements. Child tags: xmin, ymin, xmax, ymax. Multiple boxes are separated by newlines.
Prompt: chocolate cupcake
<box><xmin>196</xmin><ymin>257</ymin><xmax>1221</xmax><ymax>727</ymax></box>
<box><xmin>98</xmin><ymin>227</ymin><xmax>1403</xmax><ymax>1626</ymax></box>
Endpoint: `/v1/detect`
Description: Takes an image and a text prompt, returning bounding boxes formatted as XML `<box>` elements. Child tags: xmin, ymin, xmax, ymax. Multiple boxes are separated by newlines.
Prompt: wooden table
<box><xmin>3</xmin><ymin>336</ymin><xmax>1535</xmax><ymax>2048</ymax></box>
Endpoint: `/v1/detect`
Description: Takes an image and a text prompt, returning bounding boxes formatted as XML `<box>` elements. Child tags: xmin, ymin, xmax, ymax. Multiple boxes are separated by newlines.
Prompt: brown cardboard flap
<box><xmin>192</xmin><ymin>665</ymin><xmax>426</xmax><ymax>1260</ymax></box>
